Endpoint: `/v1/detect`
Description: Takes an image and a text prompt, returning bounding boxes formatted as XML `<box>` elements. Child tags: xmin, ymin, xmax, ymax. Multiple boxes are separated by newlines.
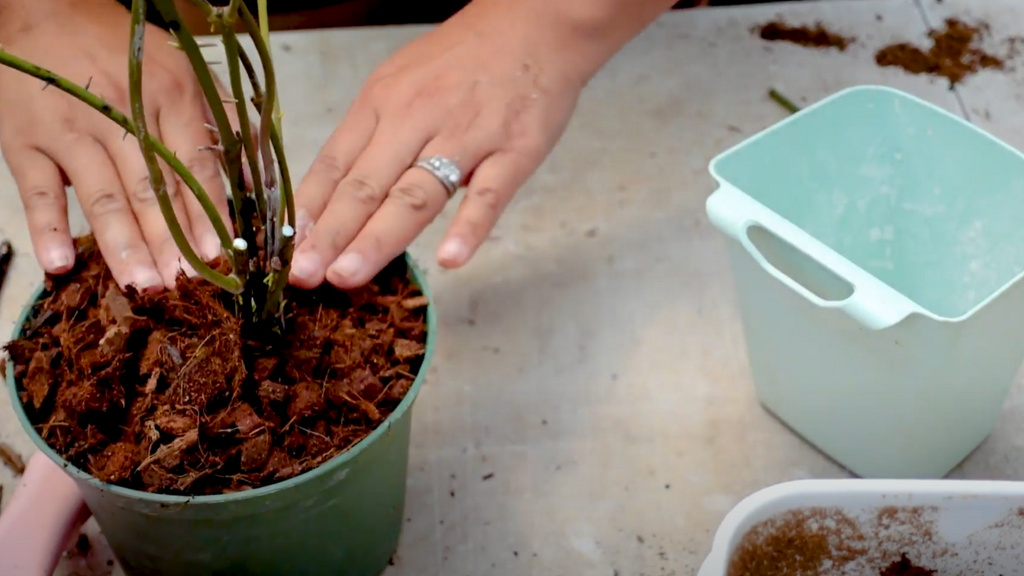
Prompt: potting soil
<box><xmin>725</xmin><ymin>506</ymin><xmax>949</xmax><ymax>576</ymax></box>
<box><xmin>4</xmin><ymin>236</ymin><xmax>427</xmax><ymax>496</ymax></box>
<box><xmin>754</xmin><ymin>20</ymin><xmax>855</xmax><ymax>50</ymax></box>
<box><xmin>875</xmin><ymin>17</ymin><xmax>1019</xmax><ymax>86</ymax></box>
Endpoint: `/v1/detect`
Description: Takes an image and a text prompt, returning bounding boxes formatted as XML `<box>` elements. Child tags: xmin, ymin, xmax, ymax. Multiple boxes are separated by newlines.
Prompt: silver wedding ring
<box><xmin>413</xmin><ymin>155</ymin><xmax>463</xmax><ymax>198</ymax></box>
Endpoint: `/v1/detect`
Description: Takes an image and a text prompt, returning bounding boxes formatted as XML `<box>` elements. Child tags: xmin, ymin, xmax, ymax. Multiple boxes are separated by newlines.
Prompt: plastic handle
<box><xmin>0</xmin><ymin>452</ymin><xmax>92</xmax><ymax>576</ymax></box>
<box><xmin>706</xmin><ymin>184</ymin><xmax>914</xmax><ymax>330</ymax></box>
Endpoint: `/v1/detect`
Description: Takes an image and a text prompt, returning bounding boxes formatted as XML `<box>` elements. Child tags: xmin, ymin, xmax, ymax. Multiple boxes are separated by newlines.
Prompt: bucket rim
<box><xmin>706</xmin><ymin>85</ymin><xmax>1024</xmax><ymax>323</ymax></box>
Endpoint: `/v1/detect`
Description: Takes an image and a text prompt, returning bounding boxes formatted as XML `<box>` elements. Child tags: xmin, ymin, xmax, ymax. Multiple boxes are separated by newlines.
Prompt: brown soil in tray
<box><xmin>726</xmin><ymin>507</ymin><xmax>947</xmax><ymax>576</ymax></box>
<box><xmin>755</xmin><ymin>20</ymin><xmax>855</xmax><ymax>51</ymax></box>
<box><xmin>875</xmin><ymin>17</ymin><xmax>1019</xmax><ymax>86</ymax></box>
<box><xmin>3</xmin><ymin>236</ymin><xmax>428</xmax><ymax>496</ymax></box>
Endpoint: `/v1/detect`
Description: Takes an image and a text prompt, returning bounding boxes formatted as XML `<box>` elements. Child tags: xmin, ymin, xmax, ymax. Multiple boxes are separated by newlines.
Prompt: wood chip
<box><xmin>400</xmin><ymin>295</ymin><xmax>428</xmax><ymax>310</ymax></box>
<box><xmin>0</xmin><ymin>443</ymin><xmax>26</xmax><ymax>475</ymax></box>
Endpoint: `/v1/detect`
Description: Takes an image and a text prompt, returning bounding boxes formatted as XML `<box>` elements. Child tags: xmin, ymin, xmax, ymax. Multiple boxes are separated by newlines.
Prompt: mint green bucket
<box><xmin>707</xmin><ymin>86</ymin><xmax>1024</xmax><ymax>479</ymax></box>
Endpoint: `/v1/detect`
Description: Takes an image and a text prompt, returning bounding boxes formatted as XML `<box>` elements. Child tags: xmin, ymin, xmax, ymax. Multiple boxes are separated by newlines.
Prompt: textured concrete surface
<box><xmin>1</xmin><ymin>0</ymin><xmax>1023</xmax><ymax>574</ymax></box>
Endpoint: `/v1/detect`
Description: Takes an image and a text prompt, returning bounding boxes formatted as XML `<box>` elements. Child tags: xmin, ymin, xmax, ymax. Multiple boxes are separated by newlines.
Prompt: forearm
<box><xmin>0</xmin><ymin>0</ymin><xmax>104</xmax><ymax>37</ymax></box>
<box><xmin>469</xmin><ymin>0</ymin><xmax>679</xmax><ymax>84</ymax></box>
<box><xmin>0</xmin><ymin>0</ymin><xmax>46</xmax><ymax>37</ymax></box>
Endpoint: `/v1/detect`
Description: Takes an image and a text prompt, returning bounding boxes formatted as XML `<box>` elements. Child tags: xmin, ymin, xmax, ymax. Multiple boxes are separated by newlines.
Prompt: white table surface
<box><xmin>3</xmin><ymin>0</ymin><xmax>1024</xmax><ymax>574</ymax></box>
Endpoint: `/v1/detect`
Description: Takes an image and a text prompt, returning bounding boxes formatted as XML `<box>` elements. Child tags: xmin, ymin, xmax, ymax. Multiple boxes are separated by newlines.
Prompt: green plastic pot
<box><xmin>5</xmin><ymin>253</ymin><xmax>436</xmax><ymax>576</ymax></box>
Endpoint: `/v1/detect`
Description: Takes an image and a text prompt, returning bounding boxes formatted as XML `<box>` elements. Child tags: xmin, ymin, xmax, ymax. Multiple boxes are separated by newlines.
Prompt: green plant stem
<box><xmin>768</xmin><ymin>88</ymin><xmax>801</xmax><ymax>115</ymax></box>
<box><xmin>151</xmin><ymin>0</ymin><xmax>247</xmax><ymax>236</ymax></box>
<box><xmin>237</xmin><ymin>6</ymin><xmax>277</xmax><ymax>191</ymax></box>
<box><xmin>237</xmin><ymin>44</ymin><xmax>292</xmax><ymax>226</ymax></box>
<box><xmin>237</xmin><ymin>46</ymin><xmax>263</xmax><ymax>111</ymax></box>
<box><xmin>238</xmin><ymin>4</ymin><xmax>294</xmax><ymax>230</ymax></box>
<box><xmin>0</xmin><ymin>49</ymin><xmax>238</xmax><ymax>265</ymax></box>
<box><xmin>256</xmin><ymin>0</ymin><xmax>281</xmax><ymax>140</ymax></box>
<box><xmin>218</xmin><ymin>15</ymin><xmax>266</xmax><ymax>218</ymax></box>
<box><xmin>128</xmin><ymin>0</ymin><xmax>242</xmax><ymax>294</ymax></box>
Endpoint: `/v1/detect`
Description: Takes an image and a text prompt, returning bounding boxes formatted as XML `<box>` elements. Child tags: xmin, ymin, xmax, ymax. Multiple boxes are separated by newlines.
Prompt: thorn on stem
<box><xmin>222</xmin><ymin>97</ymin><xmax>239</xmax><ymax>104</ymax></box>
<box><xmin>84</xmin><ymin>76</ymin><xmax>93</xmax><ymax>90</ymax></box>
<box><xmin>199</xmin><ymin>145</ymin><xmax>225</xmax><ymax>153</ymax></box>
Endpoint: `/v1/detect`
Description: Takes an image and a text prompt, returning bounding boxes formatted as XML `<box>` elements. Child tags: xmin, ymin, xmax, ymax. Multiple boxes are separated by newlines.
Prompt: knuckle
<box><xmin>468</xmin><ymin>186</ymin><xmax>505</xmax><ymax>213</ymax></box>
<box><xmin>339</xmin><ymin>176</ymin><xmax>385</xmax><ymax>207</ymax></box>
<box><xmin>131</xmin><ymin>176</ymin><xmax>157</xmax><ymax>204</ymax></box>
<box><xmin>20</xmin><ymin>186</ymin><xmax>64</xmax><ymax>208</ymax></box>
<box><xmin>363</xmin><ymin>75</ymin><xmax>395</xmax><ymax>103</ymax></box>
<box><xmin>309</xmin><ymin>153</ymin><xmax>347</xmax><ymax>183</ymax></box>
<box><xmin>85</xmin><ymin>188</ymin><xmax>128</xmax><ymax>216</ymax></box>
<box><xmin>388</xmin><ymin>184</ymin><xmax>432</xmax><ymax>212</ymax></box>
<box><xmin>160</xmin><ymin>72</ymin><xmax>190</xmax><ymax>98</ymax></box>
<box><xmin>185</xmin><ymin>154</ymin><xmax>221</xmax><ymax>184</ymax></box>
<box><xmin>166</xmin><ymin>179</ymin><xmax>183</xmax><ymax>202</ymax></box>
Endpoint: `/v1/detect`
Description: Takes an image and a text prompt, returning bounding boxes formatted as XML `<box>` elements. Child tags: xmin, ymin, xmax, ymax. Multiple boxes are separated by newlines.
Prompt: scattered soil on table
<box><xmin>0</xmin><ymin>442</ymin><xmax>25</xmax><ymax>475</ymax></box>
<box><xmin>876</xmin><ymin>17</ymin><xmax>1022</xmax><ymax>86</ymax></box>
<box><xmin>3</xmin><ymin>236</ymin><xmax>428</xmax><ymax>496</ymax></box>
<box><xmin>879</xmin><ymin>553</ymin><xmax>936</xmax><ymax>576</ymax></box>
<box><xmin>755</xmin><ymin>20</ymin><xmax>855</xmax><ymax>51</ymax></box>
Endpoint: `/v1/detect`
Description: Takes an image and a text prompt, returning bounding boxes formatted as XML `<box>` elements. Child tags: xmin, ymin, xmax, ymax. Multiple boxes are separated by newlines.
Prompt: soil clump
<box><xmin>875</xmin><ymin>17</ymin><xmax>1020</xmax><ymax>86</ymax></box>
<box><xmin>879</xmin><ymin>553</ymin><xmax>936</xmax><ymax>576</ymax></box>
<box><xmin>4</xmin><ymin>236</ymin><xmax>428</xmax><ymax>496</ymax></box>
<box><xmin>755</xmin><ymin>20</ymin><xmax>855</xmax><ymax>51</ymax></box>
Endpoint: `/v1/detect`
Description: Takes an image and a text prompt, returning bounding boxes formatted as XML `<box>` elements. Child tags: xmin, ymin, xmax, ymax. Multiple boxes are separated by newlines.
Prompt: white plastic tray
<box><xmin>697</xmin><ymin>479</ymin><xmax>1024</xmax><ymax>576</ymax></box>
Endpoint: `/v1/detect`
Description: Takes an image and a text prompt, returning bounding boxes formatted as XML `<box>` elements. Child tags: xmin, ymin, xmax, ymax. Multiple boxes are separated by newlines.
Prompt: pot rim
<box><xmin>5</xmin><ymin>251</ymin><xmax>437</xmax><ymax>505</ymax></box>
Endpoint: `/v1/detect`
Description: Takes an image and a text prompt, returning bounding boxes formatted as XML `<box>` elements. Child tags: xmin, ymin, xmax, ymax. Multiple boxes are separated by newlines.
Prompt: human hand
<box><xmin>288</xmin><ymin>0</ymin><xmax>591</xmax><ymax>289</ymax></box>
<box><xmin>0</xmin><ymin>0</ymin><xmax>236</xmax><ymax>290</ymax></box>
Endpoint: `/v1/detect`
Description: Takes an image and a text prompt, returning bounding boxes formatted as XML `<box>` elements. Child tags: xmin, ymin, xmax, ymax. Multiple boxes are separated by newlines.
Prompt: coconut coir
<box><xmin>875</xmin><ymin>18</ymin><xmax>1012</xmax><ymax>86</ymax></box>
<box><xmin>726</xmin><ymin>508</ymin><xmax>869</xmax><ymax>576</ymax></box>
<box><xmin>756</xmin><ymin>20</ymin><xmax>855</xmax><ymax>51</ymax></box>
<box><xmin>3</xmin><ymin>236</ymin><xmax>427</xmax><ymax>496</ymax></box>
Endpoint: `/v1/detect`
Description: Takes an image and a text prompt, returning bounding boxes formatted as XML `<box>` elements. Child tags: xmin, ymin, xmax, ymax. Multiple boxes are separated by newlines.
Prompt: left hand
<box><xmin>288</xmin><ymin>0</ymin><xmax>588</xmax><ymax>289</ymax></box>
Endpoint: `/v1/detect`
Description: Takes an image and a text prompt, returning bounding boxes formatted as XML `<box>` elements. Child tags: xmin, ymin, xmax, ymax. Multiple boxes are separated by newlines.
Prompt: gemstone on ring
<box><xmin>414</xmin><ymin>155</ymin><xmax>463</xmax><ymax>197</ymax></box>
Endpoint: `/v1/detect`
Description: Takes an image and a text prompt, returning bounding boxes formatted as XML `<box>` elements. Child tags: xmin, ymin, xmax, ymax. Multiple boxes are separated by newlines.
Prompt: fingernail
<box><xmin>133</xmin><ymin>268</ymin><xmax>163</xmax><ymax>290</ymax></box>
<box><xmin>289</xmin><ymin>252</ymin><xmax>321</xmax><ymax>281</ymax></box>
<box><xmin>44</xmin><ymin>247</ymin><xmax>76</xmax><ymax>272</ymax></box>
<box><xmin>295</xmin><ymin>209</ymin><xmax>314</xmax><ymax>245</ymax></box>
<box><xmin>330</xmin><ymin>252</ymin><xmax>364</xmax><ymax>279</ymax></box>
<box><xmin>438</xmin><ymin>239</ymin><xmax>469</xmax><ymax>266</ymax></box>
<box><xmin>201</xmin><ymin>235</ymin><xmax>222</xmax><ymax>261</ymax></box>
<box><xmin>180</xmin><ymin>259</ymin><xmax>198</xmax><ymax>278</ymax></box>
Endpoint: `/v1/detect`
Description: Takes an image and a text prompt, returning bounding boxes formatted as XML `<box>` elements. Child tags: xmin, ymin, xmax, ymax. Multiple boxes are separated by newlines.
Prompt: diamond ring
<box><xmin>413</xmin><ymin>155</ymin><xmax>463</xmax><ymax>198</ymax></box>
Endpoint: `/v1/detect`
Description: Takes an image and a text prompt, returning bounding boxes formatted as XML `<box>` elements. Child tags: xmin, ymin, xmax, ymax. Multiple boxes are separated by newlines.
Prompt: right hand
<box><xmin>0</xmin><ymin>0</ymin><xmax>236</xmax><ymax>290</ymax></box>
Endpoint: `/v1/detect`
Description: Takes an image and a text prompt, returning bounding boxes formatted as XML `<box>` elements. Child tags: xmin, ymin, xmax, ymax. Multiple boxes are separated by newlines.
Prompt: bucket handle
<box><xmin>706</xmin><ymin>184</ymin><xmax>915</xmax><ymax>330</ymax></box>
